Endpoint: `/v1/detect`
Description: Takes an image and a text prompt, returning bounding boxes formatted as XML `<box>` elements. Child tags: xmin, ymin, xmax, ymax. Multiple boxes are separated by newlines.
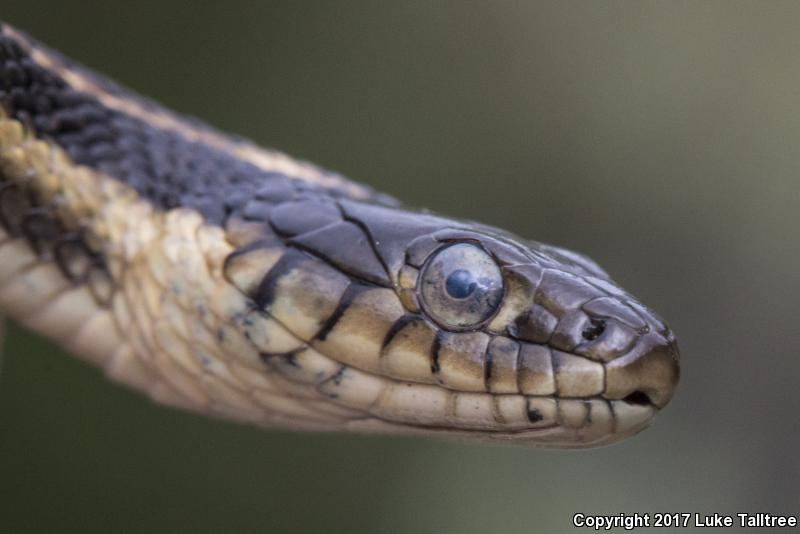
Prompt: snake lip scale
<box><xmin>0</xmin><ymin>22</ymin><xmax>679</xmax><ymax>448</ymax></box>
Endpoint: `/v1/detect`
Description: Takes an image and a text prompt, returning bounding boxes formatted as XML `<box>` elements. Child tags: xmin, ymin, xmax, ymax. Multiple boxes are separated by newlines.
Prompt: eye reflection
<box><xmin>419</xmin><ymin>243</ymin><xmax>504</xmax><ymax>329</ymax></box>
<box><xmin>445</xmin><ymin>269</ymin><xmax>477</xmax><ymax>299</ymax></box>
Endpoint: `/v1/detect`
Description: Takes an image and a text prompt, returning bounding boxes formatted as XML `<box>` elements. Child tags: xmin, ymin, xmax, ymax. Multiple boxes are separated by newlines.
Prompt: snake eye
<box><xmin>419</xmin><ymin>243</ymin><xmax>504</xmax><ymax>330</ymax></box>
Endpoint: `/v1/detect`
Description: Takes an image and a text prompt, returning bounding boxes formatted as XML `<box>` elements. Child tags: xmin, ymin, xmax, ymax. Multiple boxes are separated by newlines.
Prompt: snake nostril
<box><xmin>622</xmin><ymin>390</ymin><xmax>653</xmax><ymax>406</ymax></box>
<box><xmin>582</xmin><ymin>318</ymin><xmax>606</xmax><ymax>341</ymax></box>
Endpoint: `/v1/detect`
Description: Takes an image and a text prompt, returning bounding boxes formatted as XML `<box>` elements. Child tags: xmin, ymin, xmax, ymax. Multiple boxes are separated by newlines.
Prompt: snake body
<box><xmin>0</xmin><ymin>23</ymin><xmax>679</xmax><ymax>448</ymax></box>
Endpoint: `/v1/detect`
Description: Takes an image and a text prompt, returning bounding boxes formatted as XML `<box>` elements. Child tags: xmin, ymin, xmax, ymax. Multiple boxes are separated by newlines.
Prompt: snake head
<box><xmin>393</xmin><ymin>223</ymin><xmax>679</xmax><ymax>447</ymax></box>
<box><xmin>225</xmin><ymin>198</ymin><xmax>680</xmax><ymax>448</ymax></box>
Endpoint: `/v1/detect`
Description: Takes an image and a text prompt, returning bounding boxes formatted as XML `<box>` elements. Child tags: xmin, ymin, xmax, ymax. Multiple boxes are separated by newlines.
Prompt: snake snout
<box><xmin>603</xmin><ymin>331</ymin><xmax>680</xmax><ymax>409</ymax></box>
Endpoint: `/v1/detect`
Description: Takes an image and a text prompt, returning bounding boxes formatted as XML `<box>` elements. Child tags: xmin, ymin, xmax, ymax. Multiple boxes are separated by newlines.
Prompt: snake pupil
<box><xmin>445</xmin><ymin>269</ymin><xmax>477</xmax><ymax>299</ymax></box>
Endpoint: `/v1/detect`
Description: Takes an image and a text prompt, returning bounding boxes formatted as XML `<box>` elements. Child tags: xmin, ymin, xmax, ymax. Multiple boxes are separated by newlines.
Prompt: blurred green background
<box><xmin>1</xmin><ymin>1</ymin><xmax>798</xmax><ymax>532</ymax></box>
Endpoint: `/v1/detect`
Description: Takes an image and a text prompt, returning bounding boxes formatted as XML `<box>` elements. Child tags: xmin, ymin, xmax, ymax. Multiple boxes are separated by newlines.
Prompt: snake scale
<box><xmin>0</xmin><ymin>23</ymin><xmax>679</xmax><ymax>448</ymax></box>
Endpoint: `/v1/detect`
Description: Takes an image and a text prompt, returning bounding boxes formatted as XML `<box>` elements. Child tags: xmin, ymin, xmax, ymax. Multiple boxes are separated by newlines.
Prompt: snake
<box><xmin>0</xmin><ymin>23</ymin><xmax>679</xmax><ymax>448</ymax></box>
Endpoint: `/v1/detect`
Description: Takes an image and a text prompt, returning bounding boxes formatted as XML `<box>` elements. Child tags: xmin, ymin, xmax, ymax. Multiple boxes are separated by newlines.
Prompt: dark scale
<box><xmin>0</xmin><ymin>27</ymin><xmax>393</xmax><ymax>228</ymax></box>
<box><xmin>526</xmin><ymin>407</ymin><xmax>544</xmax><ymax>423</ymax></box>
<box><xmin>0</xmin><ymin>27</ymin><xmax>410</xmax><ymax>295</ymax></box>
<box><xmin>0</xmin><ymin>171</ymin><xmax>113</xmax><ymax>307</ymax></box>
<box><xmin>0</xmin><ymin>181</ymin><xmax>31</xmax><ymax>234</ymax></box>
<box><xmin>0</xmin><ymin>34</ymin><xmax>115</xmax><ymax>307</ymax></box>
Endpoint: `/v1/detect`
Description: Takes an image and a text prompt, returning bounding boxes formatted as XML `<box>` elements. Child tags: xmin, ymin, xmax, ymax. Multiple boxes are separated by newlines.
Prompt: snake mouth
<box><xmin>622</xmin><ymin>390</ymin><xmax>656</xmax><ymax>407</ymax></box>
<box><xmin>342</xmin><ymin>397</ymin><xmax>657</xmax><ymax>449</ymax></box>
<box><xmin>253</xmin><ymin>311</ymin><xmax>675</xmax><ymax>447</ymax></box>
